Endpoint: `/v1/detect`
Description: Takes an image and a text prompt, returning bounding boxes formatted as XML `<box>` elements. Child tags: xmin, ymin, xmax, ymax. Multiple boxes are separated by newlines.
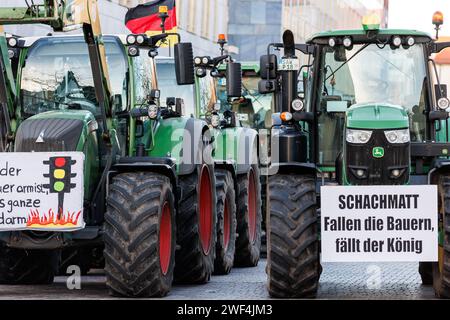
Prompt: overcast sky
<box><xmin>389</xmin><ymin>0</ymin><xmax>449</xmax><ymax>36</ymax></box>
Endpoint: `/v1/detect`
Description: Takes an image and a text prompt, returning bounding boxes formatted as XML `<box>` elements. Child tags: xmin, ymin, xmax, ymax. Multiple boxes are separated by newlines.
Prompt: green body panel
<box><xmin>23</xmin><ymin>110</ymin><xmax>100</xmax><ymax>199</ymax></box>
<box><xmin>146</xmin><ymin>117</ymin><xmax>197</xmax><ymax>174</ymax></box>
<box><xmin>346</xmin><ymin>103</ymin><xmax>409</xmax><ymax>129</ymax></box>
<box><xmin>309</xmin><ymin>29</ymin><xmax>432</xmax><ymax>41</ymax></box>
<box><xmin>212</xmin><ymin>126</ymin><xmax>240</xmax><ymax>171</ymax></box>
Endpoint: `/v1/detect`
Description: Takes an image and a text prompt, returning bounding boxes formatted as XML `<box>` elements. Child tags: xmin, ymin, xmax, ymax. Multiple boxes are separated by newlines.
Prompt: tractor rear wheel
<box><xmin>432</xmin><ymin>175</ymin><xmax>450</xmax><ymax>297</ymax></box>
<box><xmin>267</xmin><ymin>174</ymin><xmax>320</xmax><ymax>298</ymax></box>
<box><xmin>104</xmin><ymin>172</ymin><xmax>176</xmax><ymax>297</ymax></box>
<box><xmin>419</xmin><ymin>262</ymin><xmax>433</xmax><ymax>285</ymax></box>
<box><xmin>214</xmin><ymin>169</ymin><xmax>237</xmax><ymax>275</ymax></box>
<box><xmin>175</xmin><ymin>164</ymin><xmax>216</xmax><ymax>283</ymax></box>
<box><xmin>0</xmin><ymin>247</ymin><xmax>57</xmax><ymax>284</ymax></box>
<box><xmin>234</xmin><ymin>165</ymin><xmax>262</xmax><ymax>267</ymax></box>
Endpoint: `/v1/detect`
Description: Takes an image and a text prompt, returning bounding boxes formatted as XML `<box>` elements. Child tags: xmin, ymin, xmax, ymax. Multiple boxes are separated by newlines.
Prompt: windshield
<box><xmin>217</xmin><ymin>75</ymin><xmax>273</xmax><ymax>129</ymax></box>
<box><xmin>21</xmin><ymin>37</ymin><xmax>127</xmax><ymax>116</ymax></box>
<box><xmin>321</xmin><ymin>44</ymin><xmax>427</xmax><ymax>109</ymax></box>
<box><xmin>318</xmin><ymin>42</ymin><xmax>428</xmax><ymax>166</ymax></box>
<box><xmin>156</xmin><ymin>60</ymin><xmax>196</xmax><ymax>116</ymax></box>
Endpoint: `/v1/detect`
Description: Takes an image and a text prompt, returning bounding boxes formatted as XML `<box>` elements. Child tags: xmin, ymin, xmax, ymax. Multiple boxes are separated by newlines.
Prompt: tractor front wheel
<box><xmin>214</xmin><ymin>169</ymin><xmax>237</xmax><ymax>275</ymax></box>
<box><xmin>267</xmin><ymin>173</ymin><xmax>320</xmax><ymax>298</ymax></box>
<box><xmin>175</xmin><ymin>165</ymin><xmax>217</xmax><ymax>283</ymax></box>
<box><xmin>0</xmin><ymin>247</ymin><xmax>58</xmax><ymax>284</ymax></box>
<box><xmin>234</xmin><ymin>165</ymin><xmax>262</xmax><ymax>267</ymax></box>
<box><xmin>104</xmin><ymin>172</ymin><xmax>176</xmax><ymax>297</ymax></box>
<box><xmin>432</xmin><ymin>175</ymin><xmax>450</xmax><ymax>297</ymax></box>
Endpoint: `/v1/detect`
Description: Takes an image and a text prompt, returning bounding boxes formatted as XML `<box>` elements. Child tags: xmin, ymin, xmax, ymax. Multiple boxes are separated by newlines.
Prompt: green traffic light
<box><xmin>54</xmin><ymin>181</ymin><xmax>65</xmax><ymax>192</ymax></box>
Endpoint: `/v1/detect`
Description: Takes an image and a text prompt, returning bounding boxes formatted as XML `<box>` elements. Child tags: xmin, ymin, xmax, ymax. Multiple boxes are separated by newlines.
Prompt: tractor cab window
<box><xmin>197</xmin><ymin>72</ymin><xmax>216</xmax><ymax>117</ymax></box>
<box><xmin>317</xmin><ymin>42</ymin><xmax>428</xmax><ymax>166</ymax></box>
<box><xmin>21</xmin><ymin>37</ymin><xmax>127</xmax><ymax>117</ymax></box>
<box><xmin>216</xmin><ymin>75</ymin><xmax>274</xmax><ymax>129</ymax></box>
<box><xmin>156</xmin><ymin>59</ymin><xmax>196</xmax><ymax>117</ymax></box>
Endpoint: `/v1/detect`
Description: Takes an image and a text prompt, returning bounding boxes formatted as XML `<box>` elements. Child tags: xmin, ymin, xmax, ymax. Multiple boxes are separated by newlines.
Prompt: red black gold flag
<box><xmin>125</xmin><ymin>0</ymin><xmax>177</xmax><ymax>34</ymax></box>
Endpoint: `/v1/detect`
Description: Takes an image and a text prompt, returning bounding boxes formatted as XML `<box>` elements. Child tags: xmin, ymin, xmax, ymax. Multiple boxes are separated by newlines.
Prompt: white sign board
<box><xmin>321</xmin><ymin>185</ymin><xmax>438</xmax><ymax>262</ymax></box>
<box><xmin>0</xmin><ymin>152</ymin><xmax>84</xmax><ymax>232</ymax></box>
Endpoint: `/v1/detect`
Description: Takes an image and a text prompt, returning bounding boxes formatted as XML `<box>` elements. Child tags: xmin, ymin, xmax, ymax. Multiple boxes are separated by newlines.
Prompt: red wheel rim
<box><xmin>223</xmin><ymin>198</ymin><xmax>230</xmax><ymax>250</ymax></box>
<box><xmin>248</xmin><ymin>169</ymin><xmax>257</xmax><ymax>243</ymax></box>
<box><xmin>159</xmin><ymin>201</ymin><xmax>171</xmax><ymax>275</ymax></box>
<box><xmin>199</xmin><ymin>166</ymin><xmax>213</xmax><ymax>254</ymax></box>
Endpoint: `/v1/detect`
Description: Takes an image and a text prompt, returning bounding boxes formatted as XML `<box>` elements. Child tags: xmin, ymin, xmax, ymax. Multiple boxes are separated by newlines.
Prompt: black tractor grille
<box><xmin>15</xmin><ymin>118</ymin><xmax>84</xmax><ymax>152</ymax></box>
<box><xmin>346</xmin><ymin>129</ymin><xmax>409</xmax><ymax>185</ymax></box>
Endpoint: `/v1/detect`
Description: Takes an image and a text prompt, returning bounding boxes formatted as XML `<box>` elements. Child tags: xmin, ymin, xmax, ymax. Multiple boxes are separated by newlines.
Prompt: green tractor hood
<box><xmin>346</xmin><ymin>103</ymin><xmax>409</xmax><ymax>129</ymax></box>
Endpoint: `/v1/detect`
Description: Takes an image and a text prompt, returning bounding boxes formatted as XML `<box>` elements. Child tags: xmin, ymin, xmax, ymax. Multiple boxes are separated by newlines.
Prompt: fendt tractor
<box><xmin>0</xmin><ymin>1</ymin><xmax>217</xmax><ymax>298</ymax></box>
<box><xmin>259</xmin><ymin>15</ymin><xmax>450</xmax><ymax>298</ymax></box>
<box><xmin>156</xmin><ymin>34</ymin><xmax>262</xmax><ymax>275</ymax></box>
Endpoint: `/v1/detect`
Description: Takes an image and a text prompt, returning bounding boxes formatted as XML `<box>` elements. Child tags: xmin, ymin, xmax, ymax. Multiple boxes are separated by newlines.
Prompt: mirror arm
<box><xmin>431</xmin><ymin>41</ymin><xmax>450</xmax><ymax>53</ymax></box>
<box><xmin>428</xmin><ymin>58</ymin><xmax>445</xmax><ymax>106</ymax></box>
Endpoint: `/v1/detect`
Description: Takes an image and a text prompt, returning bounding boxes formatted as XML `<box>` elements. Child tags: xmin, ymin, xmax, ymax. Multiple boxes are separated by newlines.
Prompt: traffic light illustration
<box><xmin>43</xmin><ymin>156</ymin><xmax>77</xmax><ymax>218</ymax></box>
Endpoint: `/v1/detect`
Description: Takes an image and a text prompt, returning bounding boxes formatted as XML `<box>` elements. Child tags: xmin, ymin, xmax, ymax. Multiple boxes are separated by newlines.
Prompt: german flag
<box><xmin>125</xmin><ymin>0</ymin><xmax>177</xmax><ymax>34</ymax></box>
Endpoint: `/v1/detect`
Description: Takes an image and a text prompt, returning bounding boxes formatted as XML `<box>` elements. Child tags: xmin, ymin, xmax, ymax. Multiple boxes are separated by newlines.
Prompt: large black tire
<box><xmin>234</xmin><ymin>165</ymin><xmax>262</xmax><ymax>267</ymax></box>
<box><xmin>175</xmin><ymin>164</ymin><xmax>217</xmax><ymax>283</ymax></box>
<box><xmin>0</xmin><ymin>247</ymin><xmax>57</xmax><ymax>284</ymax></box>
<box><xmin>267</xmin><ymin>174</ymin><xmax>320</xmax><ymax>298</ymax></box>
<box><xmin>104</xmin><ymin>172</ymin><xmax>176</xmax><ymax>297</ymax></box>
<box><xmin>432</xmin><ymin>175</ymin><xmax>450</xmax><ymax>297</ymax></box>
<box><xmin>419</xmin><ymin>262</ymin><xmax>433</xmax><ymax>285</ymax></box>
<box><xmin>214</xmin><ymin>169</ymin><xmax>237</xmax><ymax>275</ymax></box>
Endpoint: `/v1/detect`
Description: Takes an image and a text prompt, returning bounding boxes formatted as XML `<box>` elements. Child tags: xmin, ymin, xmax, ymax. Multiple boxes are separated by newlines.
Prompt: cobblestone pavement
<box><xmin>0</xmin><ymin>260</ymin><xmax>436</xmax><ymax>300</ymax></box>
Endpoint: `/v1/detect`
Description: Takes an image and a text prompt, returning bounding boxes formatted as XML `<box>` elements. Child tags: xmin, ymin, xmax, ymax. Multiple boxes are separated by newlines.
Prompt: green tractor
<box><xmin>259</xmin><ymin>19</ymin><xmax>450</xmax><ymax>298</ymax></box>
<box><xmin>0</xmin><ymin>0</ymin><xmax>215</xmax><ymax>298</ymax></box>
<box><xmin>156</xmin><ymin>35</ymin><xmax>263</xmax><ymax>274</ymax></box>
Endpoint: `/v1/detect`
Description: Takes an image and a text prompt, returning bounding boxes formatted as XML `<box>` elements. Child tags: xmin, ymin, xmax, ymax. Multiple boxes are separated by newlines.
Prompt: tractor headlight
<box><xmin>384</xmin><ymin>129</ymin><xmax>410</xmax><ymax>144</ymax></box>
<box><xmin>438</xmin><ymin>97</ymin><xmax>450</xmax><ymax>110</ymax></box>
<box><xmin>126</xmin><ymin>34</ymin><xmax>136</xmax><ymax>45</ymax></box>
<box><xmin>148</xmin><ymin>104</ymin><xmax>158</xmax><ymax>119</ymax></box>
<box><xmin>7</xmin><ymin>37</ymin><xmax>17</xmax><ymax>47</ymax></box>
<box><xmin>346</xmin><ymin>129</ymin><xmax>373</xmax><ymax>144</ymax></box>
<box><xmin>291</xmin><ymin>99</ymin><xmax>304</xmax><ymax>111</ymax></box>
<box><xmin>136</xmin><ymin>34</ymin><xmax>145</xmax><ymax>44</ymax></box>
<box><xmin>211</xmin><ymin>114</ymin><xmax>220</xmax><ymax>128</ymax></box>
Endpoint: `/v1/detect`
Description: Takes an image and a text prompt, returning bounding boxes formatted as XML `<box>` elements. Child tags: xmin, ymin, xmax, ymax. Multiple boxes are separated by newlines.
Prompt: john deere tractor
<box><xmin>156</xmin><ymin>34</ymin><xmax>262</xmax><ymax>274</ymax></box>
<box><xmin>259</xmin><ymin>18</ymin><xmax>450</xmax><ymax>298</ymax></box>
<box><xmin>0</xmin><ymin>1</ymin><xmax>214</xmax><ymax>298</ymax></box>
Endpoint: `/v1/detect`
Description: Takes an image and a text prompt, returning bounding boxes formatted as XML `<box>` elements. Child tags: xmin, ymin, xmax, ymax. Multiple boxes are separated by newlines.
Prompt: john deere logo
<box><xmin>372</xmin><ymin>147</ymin><xmax>384</xmax><ymax>158</ymax></box>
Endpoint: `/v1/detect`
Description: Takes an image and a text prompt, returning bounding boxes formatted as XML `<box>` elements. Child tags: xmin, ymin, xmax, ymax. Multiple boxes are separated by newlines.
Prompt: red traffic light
<box><xmin>54</xmin><ymin>157</ymin><xmax>66</xmax><ymax>168</ymax></box>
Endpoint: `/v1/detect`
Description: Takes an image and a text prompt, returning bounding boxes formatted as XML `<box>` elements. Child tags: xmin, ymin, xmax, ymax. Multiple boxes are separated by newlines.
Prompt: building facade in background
<box><xmin>282</xmin><ymin>0</ymin><xmax>389</xmax><ymax>43</ymax></box>
<box><xmin>2</xmin><ymin>0</ymin><xmax>389</xmax><ymax>61</ymax></box>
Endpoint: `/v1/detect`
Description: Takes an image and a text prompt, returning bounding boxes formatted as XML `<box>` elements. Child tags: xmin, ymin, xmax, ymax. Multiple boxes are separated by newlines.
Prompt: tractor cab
<box><xmin>259</xmin><ymin>17</ymin><xmax>450</xmax><ymax>186</ymax></box>
<box><xmin>311</xmin><ymin>29</ymin><xmax>432</xmax><ymax>185</ymax></box>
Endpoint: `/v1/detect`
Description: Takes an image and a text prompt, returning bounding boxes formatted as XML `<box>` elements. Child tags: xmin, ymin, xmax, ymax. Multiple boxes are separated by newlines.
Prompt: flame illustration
<box><xmin>26</xmin><ymin>209</ymin><xmax>81</xmax><ymax>228</ymax></box>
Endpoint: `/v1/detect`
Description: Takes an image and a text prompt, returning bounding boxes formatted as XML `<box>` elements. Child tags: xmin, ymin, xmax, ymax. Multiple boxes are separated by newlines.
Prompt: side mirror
<box><xmin>435</xmin><ymin>84</ymin><xmax>448</xmax><ymax>99</ymax></box>
<box><xmin>260</xmin><ymin>54</ymin><xmax>277</xmax><ymax>80</ymax></box>
<box><xmin>174</xmin><ymin>42</ymin><xmax>195</xmax><ymax>85</ymax></box>
<box><xmin>226</xmin><ymin>62</ymin><xmax>242</xmax><ymax>98</ymax></box>
<box><xmin>258</xmin><ymin>79</ymin><xmax>276</xmax><ymax>94</ymax></box>
<box><xmin>429</xmin><ymin>110</ymin><xmax>448</xmax><ymax>121</ymax></box>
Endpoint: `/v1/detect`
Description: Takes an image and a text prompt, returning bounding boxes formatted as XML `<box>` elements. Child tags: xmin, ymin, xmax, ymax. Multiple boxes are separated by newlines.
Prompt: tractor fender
<box><xmin>268</xmin><ymin>162</ymin><xmax>317</xmax><ymax>176</ymax></box>
<box><xmin>178</xmin><ymin>118</ymin><xmax>213</xmax><ymax>176</ymax></box>
<box><xmin>108</xmin><ymin>157</ymin><xmax>181</xmax><ymax>201</ymax></box>
<box><xmin>428</xmin><ymin>159</ymin><xmax>450</xmax><ymax>184</ymax></box>
<box><xmin>236</xmin><ymin>127</ymin><xmax>259</xmax><ymax>175</ymax></box>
